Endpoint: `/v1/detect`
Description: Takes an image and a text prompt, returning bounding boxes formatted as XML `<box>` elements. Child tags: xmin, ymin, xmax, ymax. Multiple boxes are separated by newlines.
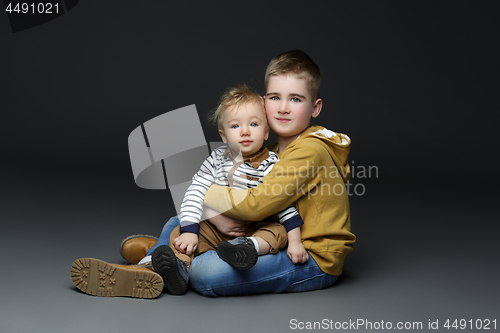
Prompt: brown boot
<box><xmin>71</xmin><ymin>258</ymin><xmax>163</xmax><ymax>298</ymax></box>
<box><xmin>119</xmin><ymin>234</ymin><xmax>158</xmax><ymax>264</ymax></box>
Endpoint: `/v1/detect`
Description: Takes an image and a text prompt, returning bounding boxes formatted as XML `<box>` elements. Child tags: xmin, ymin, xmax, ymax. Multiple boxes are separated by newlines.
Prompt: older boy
<box><xmin>122</xmin><ymin>50</ymin><xmax>355</xmax><ymax>296</ymax></box>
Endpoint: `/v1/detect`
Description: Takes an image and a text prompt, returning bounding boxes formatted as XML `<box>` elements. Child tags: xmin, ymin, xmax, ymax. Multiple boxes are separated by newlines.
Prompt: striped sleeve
<box><xmin>276</xmin><ymin>205</ymin><xmax>304</xmax><ymax>232</ymax></box>
<box><xmin>179</xmin><ymin>150</ymin><xmax>218</xmax><ymax>234</ymax></box>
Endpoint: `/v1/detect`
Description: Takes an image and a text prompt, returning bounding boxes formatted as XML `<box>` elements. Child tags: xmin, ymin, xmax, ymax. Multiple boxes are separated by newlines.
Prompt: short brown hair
<box><xmin>209</xmin><ymin>84</ymin><xmax>265</xmax><ymax>130</ymax></box>
<box><xmin>264</xmin><ymin>50</ymin><xmax>321</xmax><ymax>100</ymax></box>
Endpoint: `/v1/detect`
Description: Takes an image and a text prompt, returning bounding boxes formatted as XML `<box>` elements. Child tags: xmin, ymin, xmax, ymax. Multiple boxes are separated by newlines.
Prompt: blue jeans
<box><xmin>146</xmin><ymin>216</ymin><xmax>180</xmax><ymax>256</ymax></box>
<box><xmin>148</xmin><ymin>216</ymin><xmax>338</xmax><ymax>296</ymax></box>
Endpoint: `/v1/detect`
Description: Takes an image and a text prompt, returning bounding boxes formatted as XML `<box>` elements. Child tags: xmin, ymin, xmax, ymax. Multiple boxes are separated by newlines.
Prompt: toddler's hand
<box><xmin>287</xmin><ymin>241</ymin><xmax>309</xmax><ymax>264</ymax></box>
<box><xmin>173</xmin><ymin>232</ymin><xmax>199</xmax><ymax>256</ymax></box>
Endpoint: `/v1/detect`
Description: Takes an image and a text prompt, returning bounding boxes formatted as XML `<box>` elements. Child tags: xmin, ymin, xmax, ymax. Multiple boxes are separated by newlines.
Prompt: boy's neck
<box><xmin>277</xmin><ymin>134</ymin><xmax>300</xmax><ymax>153</ymax></box>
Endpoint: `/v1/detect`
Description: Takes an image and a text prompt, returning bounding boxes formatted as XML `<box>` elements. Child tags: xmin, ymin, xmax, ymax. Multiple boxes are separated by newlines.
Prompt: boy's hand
<box><xmin>287</xmin><ymin>240</ymin><xmax>309</xmax><ymax>264</ymax></box>
<box><xmin>172</xmin><ymin>232</ymin><xmax>199</xmax><ymax>256</ymax></box>
<box><xmin>204</xmin><ymin>207</ymin><xmax>251</xmax><ymax>237</ymax></box>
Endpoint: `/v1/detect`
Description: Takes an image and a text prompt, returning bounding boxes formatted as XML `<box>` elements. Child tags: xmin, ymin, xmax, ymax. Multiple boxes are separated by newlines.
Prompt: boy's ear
<box><xmin>264</xmin><ymin>125</ymin><xmax>270</xmax><ymax>141</ymax></box>
<box><xmin>311</xmin><ymin>98</ymin><xmax>323</xmax><ymax>118</ymax></box>
<box><xmin>219</xmin><ymin>129</ymin><xmax>227</xmax><ymax>143</ymax></box>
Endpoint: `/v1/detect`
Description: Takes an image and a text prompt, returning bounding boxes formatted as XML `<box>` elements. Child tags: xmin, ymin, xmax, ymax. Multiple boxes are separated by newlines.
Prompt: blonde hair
<box><xmin>209</xmin><ymin>84</ymin><xmax>265</xmax><ymax>130</ymax></box>
<box><xmin>264</xmin><ymin>50</ymin><xmax>321</xmax><ymax>100</ymax></box>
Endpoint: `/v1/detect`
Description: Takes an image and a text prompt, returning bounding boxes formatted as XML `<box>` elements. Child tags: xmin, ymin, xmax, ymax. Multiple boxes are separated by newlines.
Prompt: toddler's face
<box><xmin>219</xmin><ymin>101</ymin><xmax>269</xmax><ymax>158</ymax></box>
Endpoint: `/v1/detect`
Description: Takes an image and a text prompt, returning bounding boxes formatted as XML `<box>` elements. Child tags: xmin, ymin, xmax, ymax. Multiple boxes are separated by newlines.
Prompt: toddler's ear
<box><xmin>219</xmin><ymin>129</ymin><xmax>227</xmax><ymax>143</ymax></box>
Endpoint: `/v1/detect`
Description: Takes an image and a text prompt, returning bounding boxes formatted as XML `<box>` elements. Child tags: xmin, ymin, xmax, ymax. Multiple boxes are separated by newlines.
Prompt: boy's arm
<box><xmin>204</xmin><ymin>144</ymin><xmax>323</xmax><ymax>220</ymax></box>
<box><xmin>202</xmin><ymin>206</ymin><xmax>250</xmax><ymax>237</ymax></box>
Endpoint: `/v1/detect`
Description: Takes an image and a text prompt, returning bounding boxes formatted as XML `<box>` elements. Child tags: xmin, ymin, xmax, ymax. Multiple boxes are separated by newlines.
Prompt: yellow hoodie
<box><xmin>204</xmin><ymin>126</ymin><xmax>356</xmax><ymax>275</ymax></box>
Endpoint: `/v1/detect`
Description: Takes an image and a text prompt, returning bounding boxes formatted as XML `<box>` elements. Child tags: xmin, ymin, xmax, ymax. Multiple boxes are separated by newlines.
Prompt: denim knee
<box><xmin>283</xmin><ymin>272</ymin><xmax>338</xmax><ymax>293</ymax></box>
<box><xmin>147</xmin><ymin>215</ymin><xmax>180</xmax><ymax>256</ymax></box>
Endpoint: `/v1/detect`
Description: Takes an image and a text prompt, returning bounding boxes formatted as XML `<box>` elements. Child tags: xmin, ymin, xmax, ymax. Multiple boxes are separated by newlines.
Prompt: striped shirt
<box><xmin>179</xmin><ymin>146</ymin><xmax>304</xmax><ymax>235</ymax></box>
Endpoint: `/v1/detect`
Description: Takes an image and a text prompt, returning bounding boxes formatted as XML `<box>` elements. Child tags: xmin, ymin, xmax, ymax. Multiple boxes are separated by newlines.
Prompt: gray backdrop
<box><xmin>1</xmin><ymin>1</ymin><xmax>498</xmax><ymax>332</ymax></box>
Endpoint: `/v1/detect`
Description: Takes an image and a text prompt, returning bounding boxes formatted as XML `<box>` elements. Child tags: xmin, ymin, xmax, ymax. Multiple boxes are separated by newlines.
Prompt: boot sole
<box><xmin>70</xmin><ymin>258</ymin><xmax>163</xmax><ymax>298</ymax></box>
<box><xmin>151</xmin><ymin>246</ymin><xmax>188</xmax><ymax>295</ymax></box>
<box><xmin>217</xmin><ymin>241</ymin><xmax>258</xmax><ymax>270</ymax></box>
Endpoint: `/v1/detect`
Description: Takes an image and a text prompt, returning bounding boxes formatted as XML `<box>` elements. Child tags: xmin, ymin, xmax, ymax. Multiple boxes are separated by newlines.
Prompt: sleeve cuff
<box><xmin>281</xmin><ymin>214</ymin><xmax>304</xmax><ymax>232</ymax></box>
<box><xmin>180</xmin><ymin>223</ymin><xmax>200</xmax><ymax>235</ymax></box>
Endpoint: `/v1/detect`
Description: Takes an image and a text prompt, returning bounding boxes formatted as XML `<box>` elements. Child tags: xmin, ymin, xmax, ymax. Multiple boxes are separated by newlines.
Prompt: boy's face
<box><xmin>264</xmin><ymin>75</ymin><xmax>322</xmax><ymax>139</ymax></box>
<box><xmin>219</xmin><ymin>101</ymin><xmax>269</xmax><ymax>158</ymax></box>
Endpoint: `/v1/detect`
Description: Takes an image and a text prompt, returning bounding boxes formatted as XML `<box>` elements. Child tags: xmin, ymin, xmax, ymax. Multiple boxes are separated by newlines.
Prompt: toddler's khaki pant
<box><xmin>169</xmin><ymin>220</ymin><xmax>288</xmax><ymax>268</ymax></box>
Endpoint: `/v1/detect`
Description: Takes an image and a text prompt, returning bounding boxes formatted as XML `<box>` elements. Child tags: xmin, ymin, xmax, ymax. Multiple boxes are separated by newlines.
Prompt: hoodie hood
<box><xmin>290</xmin><ymin>126</ymin><xmax>351</xmax><ymax>183</ymax></box>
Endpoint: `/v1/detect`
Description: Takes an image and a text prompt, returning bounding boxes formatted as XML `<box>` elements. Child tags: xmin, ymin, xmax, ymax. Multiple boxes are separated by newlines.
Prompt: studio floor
<box><xmin>1</xmin><ymin>176</ymin><xmax>498</xmax><ymax>333</ymax></box>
